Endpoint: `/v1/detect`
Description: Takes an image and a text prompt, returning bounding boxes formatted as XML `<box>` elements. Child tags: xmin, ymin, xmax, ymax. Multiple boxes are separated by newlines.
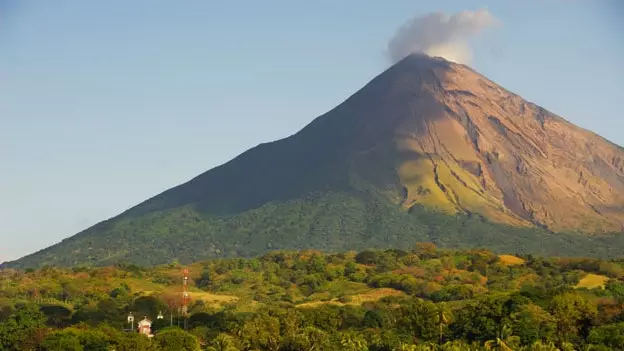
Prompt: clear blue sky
<box><xmin>1</xmin><ymin>0</ymin><xmax>622</xmax><ymax>262</ymax></box>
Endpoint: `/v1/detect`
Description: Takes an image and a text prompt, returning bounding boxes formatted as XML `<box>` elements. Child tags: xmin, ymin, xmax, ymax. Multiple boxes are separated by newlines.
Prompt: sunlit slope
<box><xmin>389</xmin><ymin>58</ymin><xmax>624</xmax><ymax>232</ymax></box>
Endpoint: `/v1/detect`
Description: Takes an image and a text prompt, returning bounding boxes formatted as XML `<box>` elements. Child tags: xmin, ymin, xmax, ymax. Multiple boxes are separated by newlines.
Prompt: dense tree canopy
<box><xmin>3</xmin><ymin>245</ymin><xmax>624</xmax><ymax>349</ymax></box>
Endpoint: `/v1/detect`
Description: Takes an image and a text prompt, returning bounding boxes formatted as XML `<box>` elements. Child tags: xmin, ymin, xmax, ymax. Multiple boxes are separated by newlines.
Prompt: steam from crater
<box><xmin>387</xmin><ymin>9</ymin><xmax>499</xmax><ymax>64</ymax></box>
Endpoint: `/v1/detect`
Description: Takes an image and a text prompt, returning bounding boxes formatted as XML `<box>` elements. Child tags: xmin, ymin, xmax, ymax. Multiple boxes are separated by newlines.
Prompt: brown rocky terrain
<box><xmin>359</xmin><ymin>54</ymin><xmax>624</xmax><ymax>233</ymax></box>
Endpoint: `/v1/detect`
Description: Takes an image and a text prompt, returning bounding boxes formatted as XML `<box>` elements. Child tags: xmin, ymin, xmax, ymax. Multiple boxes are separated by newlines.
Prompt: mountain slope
<box><xmin>130</xmin><ymin>54</ymin><xmax>624</xmax><ymax>233</ymax></box>
<box><xmin>6</xmin><ymin>54</ymin><xmax>624</xmax><ymax>268</ymax></box>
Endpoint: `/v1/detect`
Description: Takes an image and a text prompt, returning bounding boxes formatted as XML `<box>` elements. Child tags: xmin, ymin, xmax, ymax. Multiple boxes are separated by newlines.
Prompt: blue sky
<box><xmin>1</xmin><ymin>0</ymin><xmax>622</xmax><ymax>262</ymax></box>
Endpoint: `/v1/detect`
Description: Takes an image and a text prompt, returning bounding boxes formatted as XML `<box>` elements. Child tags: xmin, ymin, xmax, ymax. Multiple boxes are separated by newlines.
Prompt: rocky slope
<box><xmin>376</xmin><ymin>55</ymin><xmax>624</xmax><ymax>233</ymax></box>
<box><xmin>131</xmin><ymin>54</ymin><xmax>624</xmax><ymax>233</ymax></box>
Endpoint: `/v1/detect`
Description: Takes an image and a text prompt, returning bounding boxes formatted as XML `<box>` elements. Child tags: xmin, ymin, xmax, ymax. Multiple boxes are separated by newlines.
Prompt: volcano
<box><xmin>7</xmin><ymin>54</ymin><xmax>624</xmax><ymax>268</ymax></box>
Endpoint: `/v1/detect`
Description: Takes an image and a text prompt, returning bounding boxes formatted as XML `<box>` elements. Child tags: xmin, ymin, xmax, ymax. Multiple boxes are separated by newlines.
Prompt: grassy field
<box><xmin>498</xmin><ymin>254</ymin><xmax>526</xmax><ymax>266</ymax></box>
<box><xmin>575</xmin><ymin>273</ymin><xmax>609</xmax><ymax>289</ymax></box>
<box><xmin>296</xmin><ymin>287</ymin><xmax>405</xmax><ymax>308</ymax></box>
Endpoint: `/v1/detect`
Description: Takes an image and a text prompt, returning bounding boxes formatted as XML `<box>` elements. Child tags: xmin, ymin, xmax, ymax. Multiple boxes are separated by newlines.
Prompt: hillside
<box><xmin>5</xmin><ymin>54</ymin><xmax>624</xmax><ymax>268</ymax></box>
<box><xmin>3</xmin><ymin>247</ymin><xmax>624</xmax><ymax>349</ymax></box>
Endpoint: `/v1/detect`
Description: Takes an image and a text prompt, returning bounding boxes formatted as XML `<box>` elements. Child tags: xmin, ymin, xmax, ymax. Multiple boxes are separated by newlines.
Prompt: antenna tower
<box><xmin>182</xmin><ymin>268</ymin><xmax>189</xmax><ymax>330</ymax></box>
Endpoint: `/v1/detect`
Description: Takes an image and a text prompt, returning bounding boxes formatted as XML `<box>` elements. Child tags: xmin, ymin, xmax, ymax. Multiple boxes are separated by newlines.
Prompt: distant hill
<box><xmin>5</xmin><ymin>54</ymin><xmax>624</xmax><ymax>268</ymax></box>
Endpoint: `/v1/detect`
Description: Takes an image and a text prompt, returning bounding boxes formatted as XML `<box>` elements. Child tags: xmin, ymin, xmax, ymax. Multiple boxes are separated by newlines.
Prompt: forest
<box><xmin>2</xmin><ymin>243</ymin><xmax>624</xmax><ymax>350</ymax></box>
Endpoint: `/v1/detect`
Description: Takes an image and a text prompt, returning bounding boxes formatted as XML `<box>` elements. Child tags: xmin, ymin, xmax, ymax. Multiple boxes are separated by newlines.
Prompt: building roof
<box><xmin>138</xmin><ymin>317</ymin><xmax>152</xmax><ymax>325</ymax></box>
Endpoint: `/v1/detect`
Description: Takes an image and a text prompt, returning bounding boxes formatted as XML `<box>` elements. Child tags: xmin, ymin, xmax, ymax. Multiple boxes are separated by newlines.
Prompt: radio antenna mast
<box><xmin>182</xmin><ymin>268</ymin><xmax>189</xmax><ymax>331</ymax></box>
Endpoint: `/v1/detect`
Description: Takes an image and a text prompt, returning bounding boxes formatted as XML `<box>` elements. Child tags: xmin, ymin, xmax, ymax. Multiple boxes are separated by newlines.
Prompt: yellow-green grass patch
<box><xmin>499</xmin><ymin>255</ymin><xmax>526</xmax><ymax>266</ymax></box>
<box><xmin>575</xmin><ymin>274</ymin><xmax>609</xmax><ymax>289</ymax></box>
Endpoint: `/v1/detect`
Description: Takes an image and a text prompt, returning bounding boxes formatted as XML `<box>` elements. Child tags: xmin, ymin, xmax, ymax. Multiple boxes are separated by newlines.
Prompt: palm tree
<box><xmin>485</xmin><ymin>324</ymin><xmax>520</xmax><ymax>351</ymax></box>
<box><xmin>340</xmin><ymin>331</ymin><xmax>369</xmax><ymax>351</ymax></box>
<box><xmin>559</xmin><ymin>342</ymin><xmax>576</xmax><ymax>351</ymax></box>
<box><xmin>413</xmin><ymin>341</ymin><xmax>437</xmax><ymax>351</ymax></box>
<box><xmin>299</xmin><ymin>326</ymin><xmax>328</xmax><ymax>351</ymax></box>
<box><xmin>397</xmin><ymin>342</ymin><xmax>418</xmax><ymax>351</ymax></box>
<box><xmin>206</xmin><ymin>333</ymin><xmax>239</xmax><ymax>351</ymax></box>
<box><xmin>440</xmin><ymin>341</ymin><xmax>482</xmax><ymax>351</ymax></box>
<box><xmin>437</xmin><ymin>303</ymin><xmax>451</xmax><ymax>345</ymax></box>
<box><xmin>526</xmin><ymin>341</ymin><xmax>561</xmax><ymax>351</ymax></box>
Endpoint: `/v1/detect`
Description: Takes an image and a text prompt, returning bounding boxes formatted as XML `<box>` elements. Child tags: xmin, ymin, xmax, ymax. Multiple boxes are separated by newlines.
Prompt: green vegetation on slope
<box><xmin>4</xmin><ymin>245</ymin><xmax>624</xmax><ymax>349</ymax></box>
<box><xmin>6</xmin><ymin>192</ymin><xmax>624</xmax><ymax>268</ymax></box>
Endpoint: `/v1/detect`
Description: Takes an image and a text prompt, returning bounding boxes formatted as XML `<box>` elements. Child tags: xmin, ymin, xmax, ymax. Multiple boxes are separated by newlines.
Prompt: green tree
<box><xmin>0</xmin><ymin>303</ymin><xmax>47</xmax><ymax>351</ymax></box>
<box><xmin>206</xmin><ymin>333</ymin><xmax>239</xmax><ymax>351</ymax></box>
<box><xmin>111</xmin><ymin>332</ymin><xmax>155</xmax><ymax>351</ymax></box>
<box><xmin>301</xmin><ymin>306</ymin><xmax>342</xmax><ymax>332</ymax></box>
<box><xmin>450</xmin><ymin>296</ymin><xmax>520</xmax><ymax>343</ymax></box>
<box><xmin>549</xmin><ymin>292</ymin><xmax>597</xmax><ymax>346</ymax></box>
<box><xmin>484</xmin><ymin>324</ymin><xmax>520</xmax><ymax>351</ymax></box>
<box><xmin>41</xmin><ymin>330</ymin><xmax>84</xmax><ymax>351</ymax></box>
<box><xmin>40</xmin><ymin>304</ymin><xmax>73</xmax><ymax>328</ymax></box>
<box><xmin>277</xmin><ymin>308</ymin><xmax>304</xmax><ymax>340</ymax></box>
<box><xmin>355</xmin><ymin>251</ymin><xmax>378</xmax><ymax>265</ymax></box>
<box><xmin>397</xmin><ymin>299</ymin><xmax>440</xmax><ymax>342</ymax></box>
<box><xmin>196</xmin><ymin>269</ymin><xmax>212</xmax><ymax>290</ymax></box>
<box><xmin>587</xmin><ymin>322</ymin><xmax>624</xmax><ymax>350</ymax></box>
<box><xmin>240</xmin><ymin>312</ymin><xmax>281</xmax><ymax>351</ymax></box>
<box><xmin>154</xmin><ymin>327</ymin><xmax>201</xmax><ymax>351</ymax></box>
<box><xmin>340</xmin><ymin>331</ymin><xmax>369</xmax><ymax>351</ymax></box>
<box><xmin>77</xmin><ymin>328</ymin><xmax>111</xmax><ymax>351</ymax></box>
<box><xmin>413</xmin><ymin>242</ymin><xmax>437</xmax><ymax>259</ymax></box>
<box><xmin>511</xmin><ymin>304</ymin><xmax>555</xmax><ymax>346</ymax></box>
<box><xmin>363</xmin><ymin>310</ymin><xmax>385</xmax><ymax>329</ymax></box>
<box><xmin>132</xmin><ymin>295</ymin><xmax>166</xmax><ymax>320</ymax></box>
<box><xmin>525</xmin><ymin>341</ymin><xmax>561</xmax><ymax>351</ymax></box>
<box><xmin>109</xmin><ymin>283</ymin><xmax>131</xmax><ymax>298</ymax></box>
<box><xmin>280</xmin><ymin>326</ymin><xmax>330</xmax><ymax>351</ymax></box>
<box><xmin>437</xmin><ymin>302</ymin><xmax>451</xmax><ymax>344</ymax></box>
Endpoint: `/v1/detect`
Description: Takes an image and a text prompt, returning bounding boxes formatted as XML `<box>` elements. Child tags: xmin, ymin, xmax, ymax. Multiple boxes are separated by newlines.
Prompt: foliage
<box><xmin>154</xmin><ymin>327</ymin><xmax>201</xmax><ymax>350</ymax></box>
<box><xmin>6</xmin><ymin>192</ymin><xmax>624</xmax><ymax>269</ymax></box>
<box><xmin>0</xmin><ymin>303</ymin><xmax>46</xmax><ymax>350</ymax></box>
<box><xmin>2</xmin><ymin>247</ymin><xmax>624</xmax><ymax>349</ymax></box>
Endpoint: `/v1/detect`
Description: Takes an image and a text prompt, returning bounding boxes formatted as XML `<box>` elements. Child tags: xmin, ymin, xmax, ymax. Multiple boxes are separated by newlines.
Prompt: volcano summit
<box><xmin>7</xmin><ymin>54</ymin><xmax>624</xmax><ymax>268</ymax></box>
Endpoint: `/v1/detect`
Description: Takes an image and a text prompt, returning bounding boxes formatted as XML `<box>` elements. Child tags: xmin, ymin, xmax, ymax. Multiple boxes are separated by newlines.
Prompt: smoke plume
<box><xmin>387</xmin><ymin>9</ymin><xmax>499</xmax><ymax>64</ymax></box>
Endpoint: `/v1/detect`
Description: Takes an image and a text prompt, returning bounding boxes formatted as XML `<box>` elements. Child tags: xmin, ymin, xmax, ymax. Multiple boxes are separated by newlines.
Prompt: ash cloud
<box><xmin>387</xmin><ymin>9</ymin><xmax>499</xmax><ymax>65</ymax></box>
